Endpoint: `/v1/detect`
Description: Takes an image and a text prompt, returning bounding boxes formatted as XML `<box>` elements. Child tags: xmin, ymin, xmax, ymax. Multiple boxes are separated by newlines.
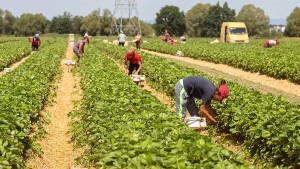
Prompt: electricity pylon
<box><xmin>110</xmin><ymin>0</ymin><xmax>141</xmax><ymax>36</ymax></box>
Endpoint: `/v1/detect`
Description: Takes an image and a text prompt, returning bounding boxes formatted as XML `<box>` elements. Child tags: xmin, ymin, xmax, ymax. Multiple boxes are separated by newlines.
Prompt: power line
<box><xmin>110</xmin><ymin>0</ymin><xmax>141</xmax><ymax>36</ymax></box>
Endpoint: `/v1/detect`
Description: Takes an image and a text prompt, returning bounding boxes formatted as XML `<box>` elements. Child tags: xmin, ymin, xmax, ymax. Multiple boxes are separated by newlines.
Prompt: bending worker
<box><xmin>175</xmin><ymin>76</ymin><xmax>229</xmax><ymax>125</ymax></box>
<box><xmin>124</xmin><ymin>50</ymin><xmax>142</xmax><ymax>75</ymax></box>
<box><xmin>28</xmin><ymin>33</ymin><xmax>41</xmax><ymax>51</ymax></box>
<box><xmin>73</xmin><ymin>36</ymin><xmax>88</xmax><ymax>64</ymax></box>
<box><xmin>262</xmin><ymin>39</ymin><xmax>280</xmax><ymax>48</ymax></box>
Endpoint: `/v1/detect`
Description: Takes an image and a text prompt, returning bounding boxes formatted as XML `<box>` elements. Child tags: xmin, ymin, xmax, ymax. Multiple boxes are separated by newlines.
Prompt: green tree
<box><xmin>185</xmin><ymin>3</ymin><xmax>211</xmax><ymax>37</ymax></box>
<box><xmin>202</xmin><ymin>2</ymin><xmax>236</xmax><ymax>37</ymax></box>
<box><xmin>154</xmin><ymin>5</ymin><xmax>186</xmax><ymax>36</ymax></box>
<box><xmin>99</xmin><ymin>9</ymin><xmax>112</xmax><ymax>36</ymax></box>
<box><xmin>221</xmin><ymin>2</ymin><xmax>235</xmax><ymax>21</ymax></box>
<box><xmin>51</xmin><ymin>12</ymin><xmax>73</xmax><ymax>34</ymax></box>
<box><xmin>72</xmin><ymin>15</ymin><xmax>84</xmax><ymax>35</ymax></box>
<box><xmin>81</xmin><ymin>9</ymin><xmax>101</xmax><ymax>36</ymax></box>
<box><xmin>236</xmin><ymin>4</ymin><xmax>269</xmax><ymax>37</ymax></box>
<box><xmin>140</xmin><ymin>21</ymin><xmax>155</xmax><ymax>37</ymax></box>
<box><xmin>0</xmin><ymin>9</ymin><xmax>2</xmax><ymax>34</ymax></box>
<box><xmin>13</xmin><ymin>13</ymin><xmax>48</xmax><ymax>36</ymax></box>
<box><xmin>0</xmin><ymin>9</ymin><xmax>16</xmax><ymax>35</ymax></box>
<box><xmin>285</xmin><ymin>7</ymin><xmax>300</xmax><ymax>37</ymax></box>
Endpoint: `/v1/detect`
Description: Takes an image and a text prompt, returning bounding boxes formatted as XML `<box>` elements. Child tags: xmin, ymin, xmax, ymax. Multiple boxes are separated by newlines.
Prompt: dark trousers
<box><xmin>32</xmin><ymin>45</ymin><xmax>39</xmax><ymax>51</ymax></box>
<box><xmin>135</xmin><ymin>41</ymin><xmax>141</xmax><ymax>50</ymax></box>
<box><xmin>128</xmin><ymin>63</ymin><xmax>140</xmax><ymax>75</ymax></box>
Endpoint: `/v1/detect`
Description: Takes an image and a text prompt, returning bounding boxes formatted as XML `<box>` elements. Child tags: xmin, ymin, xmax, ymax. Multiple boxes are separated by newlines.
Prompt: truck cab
<box><xmin>220</xmin><ymin>22</ymin><xmax>249</xmax><ymax>43</ymax></box>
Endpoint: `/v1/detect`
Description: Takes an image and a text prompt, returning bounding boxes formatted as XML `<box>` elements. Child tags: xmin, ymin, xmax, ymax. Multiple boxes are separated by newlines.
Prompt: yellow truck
<box><xmin>220</xmin><ymin>22</ymin><xmax>249</xmax><ymax>43</ymax></box>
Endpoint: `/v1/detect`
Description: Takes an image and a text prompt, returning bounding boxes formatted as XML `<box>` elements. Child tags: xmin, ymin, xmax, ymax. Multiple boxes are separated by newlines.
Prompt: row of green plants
<box><xmin>0</xmin><ymin>37</ymin><xmax>60</xmax><ymax>70</ymax></box>
<box><xmin>141</xmin><ymin>38</ymin><xmax>300</xmax><ymax>84</ymax></box>
<box><xmin>0</xmin><ymin>38</ymin><xmax>67</xmax><ymax>168</ymax></box>
<box><xmin>97</xmin><ymin>41</ymin><xmax>300</xmax><ymax>168</ymax></box>
<box><xmin>0</xmin><ymin>40</ymin><xmax>31</xmax><ymax>70</ymax></box>
<box><xmin>70</xmin><ymin>45</ymin><xmax>252</xmax><ymax>168</ymax></box>
<box><xmin>0</xmin><ymin>37</ymin><xmax>23</xmax><ymax>43</ymax></box>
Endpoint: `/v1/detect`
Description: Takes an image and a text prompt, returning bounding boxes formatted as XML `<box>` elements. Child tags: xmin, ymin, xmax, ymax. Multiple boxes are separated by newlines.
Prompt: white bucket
<box><xmin>186</xmin><ymin>117</ymin><xmax>207</xmax><ymax>129</ymax></box>
<box><xmin>132</xmin><ymin>75</ymin><xmax>140</xmax><ymax>78</ymax></box>
<box><xmin>3</xmin><ymin>68</ymin><xmax>11</xmax><ymax>73</ymax></box>
<box><xmin>176</xmin><ymin>51</ymin><xmax>184</xmax><ymax>57</ymax></box>
<box><xmin>200</xmin><ymin>118</ymin><xmax>207</xmax><ymax>128</ymax></box>
<box><xmin>133</xmin><ymin>78</ymin><xmax>140</xmax><ymax>82</ymax></box>
<box><xmin>132</xmin><ymin>75</ymin><xmax>145</xmax><ymax>81</ymax></box>
<box><xmin>186</xmin><ymin>117</ymin><xmax>201</xmax><ymax>129</ymax></box>
<box><xmin>69</xmin><ymin>34</ymin><xmax>74</xmax><ymax>42</ymax></box>
<box><xmin>139</xmin><ymin>75</ymin><xmax>145</xmax><ymax>81</ymax></box>
<box><xmin>64</xmin><ymin>60</ymin><xmax>76</xmax><ymax>65</ymax></box>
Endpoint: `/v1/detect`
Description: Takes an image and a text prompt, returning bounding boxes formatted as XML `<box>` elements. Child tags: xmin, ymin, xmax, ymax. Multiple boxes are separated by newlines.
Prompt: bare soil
<box><xmin>141</xmin><ymin>49</ymin><xmax>300</xmax><ymax>104</ymax></box>
<box><xmin>26</xmin><ymin>42</ymin><xmax>83</xmax><ymax>169</ymax></box>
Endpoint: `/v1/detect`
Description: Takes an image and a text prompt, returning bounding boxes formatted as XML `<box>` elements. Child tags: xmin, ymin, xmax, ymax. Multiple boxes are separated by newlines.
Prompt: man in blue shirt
<box><xmin>175</xmin><ymin>76</ymin><xmax>229</xmax><ymax>125</ymax></box>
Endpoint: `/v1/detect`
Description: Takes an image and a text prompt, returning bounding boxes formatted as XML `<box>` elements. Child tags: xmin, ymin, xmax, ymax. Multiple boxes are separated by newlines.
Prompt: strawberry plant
<box><xmin>70</xmin><ymin>44</ymin><xmax>252</xmax><ymax>168</ymax></box>
<box><xmin>97</xmin><ymin>41</ymin><xmax>300</xmax><ymax>168</ymax></box>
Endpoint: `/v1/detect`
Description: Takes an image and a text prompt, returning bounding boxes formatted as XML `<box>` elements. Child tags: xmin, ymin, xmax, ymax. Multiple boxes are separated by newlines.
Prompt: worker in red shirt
<box><xmin>124</xmin><ymin>50</ymin><xmax>142</xmax><ymax>75</ymax></box>
<box><xmin>169</xmin><ymin>36</ymin><xmax>176</xmax><ymax>45</ymax></box>
<box><xmin>262</xmin><ymin>39</ymin><xmax>280</xmax><ymax>48</ymax></box>
<box><xmin>28</xmin><ymin>34</ymin><xmax>41</xmax><ymax>51</ymax></box>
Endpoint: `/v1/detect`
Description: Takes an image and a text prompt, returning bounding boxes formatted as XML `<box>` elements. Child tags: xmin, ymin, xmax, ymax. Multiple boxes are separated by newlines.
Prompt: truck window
<box><xmin>229</xmin><ymin>27</ymin><xmax>247</xmax><ymax>34</ymax></box>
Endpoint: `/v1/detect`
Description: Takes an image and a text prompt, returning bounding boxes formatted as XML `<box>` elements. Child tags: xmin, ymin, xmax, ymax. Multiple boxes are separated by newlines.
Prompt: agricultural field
<box><xmin>140</xmin><ymin>38</ymin><xmax>300</xmax><ymax>84</ymax></box>
<box><xmin>0</xmin><ymin>36</ymin><xmax>300</xmax><ymax>168</ymax></box>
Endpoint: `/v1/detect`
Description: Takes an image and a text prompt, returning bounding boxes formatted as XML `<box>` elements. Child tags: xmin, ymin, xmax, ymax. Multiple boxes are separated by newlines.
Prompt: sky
<box><xmin>1</xmin><ymin>0</ymin><xmax>299</xmax><ymax>24</ymax></box>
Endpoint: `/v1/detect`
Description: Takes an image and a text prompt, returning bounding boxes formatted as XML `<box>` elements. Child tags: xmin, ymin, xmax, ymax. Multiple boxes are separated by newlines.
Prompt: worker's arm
<box><xmin>200</xmin><ymin>103</ymin><xmax>217</xmax><ymax>125</ymax></box>
<box><xmin>79</xmin><ymin>43</ymin><xmax>84</xmax><ymax>54</ymax></box>
<box><xmin>39</xmin><ymin>39</ymin><xmax>41</xmax><ymax>46</ymax></box>
<box><xmin>28</xmin><ymin>37</ymin><xmax>32</xmax><ymax>42</ymax></box>
<box><xmin>206</xmin><ymin>103</ymin><xmax>218</xmax><ymax>117</ymax></box>
<box><xmin>134</xmin><ymin>61</ymin><xmax>142</xmax><ymax>75</ymax></box>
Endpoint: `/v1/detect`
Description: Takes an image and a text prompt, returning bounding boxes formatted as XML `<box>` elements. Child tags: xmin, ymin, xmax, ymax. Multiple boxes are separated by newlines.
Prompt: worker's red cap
<box><xmin>219</xmin><ymin>84</ymin><xmax>229</xmax><ymax>103</ymax></box>
<box><xmin>126</xmin><ymin>50</ymin><xmax>134</xmax><ymax>57</ymax></box>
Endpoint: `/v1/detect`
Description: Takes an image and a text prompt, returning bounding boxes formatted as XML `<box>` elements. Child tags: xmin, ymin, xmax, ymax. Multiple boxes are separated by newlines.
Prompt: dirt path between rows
<box><xmin>111</xmin><ymin>58</ymin><xmax>244</xmax><ymax>156</ymax></box>
<box><xmin>141</xmin><ymin>49</ymin><xmax>300</xmax><ymax>104</ymax></box>
<box><xmin>0</xmin><ymin>53</ymin><xmax>31</xmax><ymax>77</ymax></box>
<box><xmin>26</xmin><ymin>42</ymin><xmax>83</xmax><ymax>169</ymax></box>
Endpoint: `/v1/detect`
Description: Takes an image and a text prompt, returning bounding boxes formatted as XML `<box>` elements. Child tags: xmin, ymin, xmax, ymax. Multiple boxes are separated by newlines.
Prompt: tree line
<box><xmin>0</xmin><ymin>2</ymin><xmax>300</xmax><ymax>37</ymax></box>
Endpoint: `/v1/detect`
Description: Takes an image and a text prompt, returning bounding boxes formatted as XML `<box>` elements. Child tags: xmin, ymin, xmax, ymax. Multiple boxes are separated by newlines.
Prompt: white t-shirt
<box><xmin>268</xmin><ymin>40</ymin><xmax>276</xmax><ymax>46</ymax></box>
<box><xmin>119</xmin><ymin>33</ymin><xmax>126</xmax><ymax>42</ymax></box>
<box><xmin>135</xmin><ymin>35</ymin><xmax>141</xmax><ymax>41</ymax></box>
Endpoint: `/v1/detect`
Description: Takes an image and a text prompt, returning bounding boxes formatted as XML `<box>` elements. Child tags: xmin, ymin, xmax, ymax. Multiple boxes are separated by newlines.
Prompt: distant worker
<box><xmin>175</xmin><ymin>76</ymin><xmax>229</xmax><ymax>125</ymax></box>
<box><xmin>164</xmin><ymin>30</ymin><xmax>170</xmax><ymax>42</ymax></box>
<box><xmin>28</xmin><ymin>34</ymin><xmax>41</xmax><ymax>51</ymax></box>
<box><xmin>134</xmin><ymin>33</ymin><xmax>142</xmax><ymax>50</ymax></box>
<box><xmin>118</xmin><ymin>31</ymin><xmax>127</xmax><ymax>46</ymax></box>
<box><xmin>169</xmin><ymin>36</ymin><xmax>176</xmax><ymax>46</ymax></box>
<box><xmin>124</xmin><ymin>50</ymin><xmax>142</xmax><ymax>75</ymax></box>
<box><xmin>180</xmin><ymin>36</ymin><xmax>186</xmax><ymax>42</ymax></box>
<box><xmin>262</xmin><ymin>39</ymin><xmax>280</xmax><ymax>48</ymax></box>
<box><xmin>84</xmin><ymin>31</ymin><xmax>90</xmax><ymax>44</ymax></box>
<box><xmin>73</xmin><ymin>36</ymin><xmax>88</xmax><ymax>64</ymax></box>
